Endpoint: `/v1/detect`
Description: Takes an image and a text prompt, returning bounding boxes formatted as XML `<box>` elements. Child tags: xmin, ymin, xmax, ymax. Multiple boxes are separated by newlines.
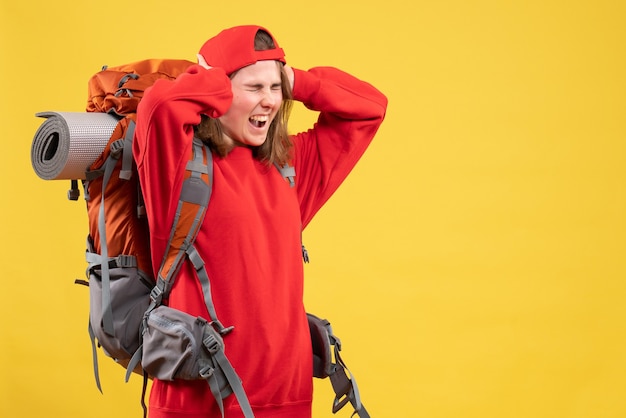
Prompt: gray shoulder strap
<box><xmin>119</xmin><ymin>119</ymin><xmax>135</xmax><ymax>180</ymax></box>
<box><xmin>275</xmin><ymin>163</ymin><xmax>295</xmax><ymax>187</ymax></box>
<box><xmin>127</xmin><ymin>139</ymin><xmax>253</xmax><ymax>417</ymax></box>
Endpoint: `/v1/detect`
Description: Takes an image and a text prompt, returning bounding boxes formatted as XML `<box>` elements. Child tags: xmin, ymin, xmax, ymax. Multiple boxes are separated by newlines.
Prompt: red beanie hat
<box><xmin>198</xmin><ymin>25</ymin><xmax>286</xmax><ymax>75</ymax></box>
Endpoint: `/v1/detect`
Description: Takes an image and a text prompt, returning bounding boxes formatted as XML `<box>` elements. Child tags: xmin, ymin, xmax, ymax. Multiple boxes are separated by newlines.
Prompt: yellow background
<box><xmin>1</xmin><ymin>0</ymin><xmax>625</xmax><ymax>417</ymax></box>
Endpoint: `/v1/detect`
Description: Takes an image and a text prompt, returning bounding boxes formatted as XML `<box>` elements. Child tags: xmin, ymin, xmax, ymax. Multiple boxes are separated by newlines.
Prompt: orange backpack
<box><xmin>78</xmin><ymin>58</ymin><xmax>194</xmax><ymax>384</ymax></box>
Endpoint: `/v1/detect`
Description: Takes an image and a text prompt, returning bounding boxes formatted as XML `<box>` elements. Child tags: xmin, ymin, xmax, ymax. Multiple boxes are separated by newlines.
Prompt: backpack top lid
<box><xmin>198</xmin><ymin>25</ymin><xmax>285</xmax><ymax>75</ymax></box>
<box><xmin>86</xmin><ymin>59</ymin><xmax>193</xmax><ymax>115</ymax></box>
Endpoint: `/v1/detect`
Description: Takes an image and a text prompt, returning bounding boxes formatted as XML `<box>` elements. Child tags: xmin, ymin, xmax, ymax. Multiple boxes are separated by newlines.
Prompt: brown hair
<box><xmin>194</xmin><ymin>30</ymin><xmax>293</xmax><ymax>166</ymax></box>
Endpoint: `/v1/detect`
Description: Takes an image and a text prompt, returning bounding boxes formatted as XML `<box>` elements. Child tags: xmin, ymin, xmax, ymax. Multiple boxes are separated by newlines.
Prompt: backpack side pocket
<box><xmin>88</xmin><ymin>261</ymin><xmax>152</xmax><ymax>363</ymax></box>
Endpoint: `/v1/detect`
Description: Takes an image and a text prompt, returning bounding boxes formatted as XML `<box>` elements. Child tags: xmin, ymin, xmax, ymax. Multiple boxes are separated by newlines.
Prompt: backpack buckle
<box><xmin>110</xmin><ymin>139</ymin><xmax>125</xmax><ymax>159</ymax></box>
<box><xmin>149</xmin><ymin>286</ymin><xmax>163</xmax><ymax>304</ymax></box>
<box><xmin>117</xmin><ymin>73</ymin><xmax>139</xmax><ymax>88</ymax></box>
<box><xmin>67</xmin><ymin>179</ymin><xmax>80</xmax><ymax>201</ymax></box>
<box><xmin>199</xmin><ymin>365</ymin><xmax>215</xmax><ymax>379</ymax></box>
<box><xmin>115</xmin><ymin>255</ymin><xmax>137</xmax><ymax>268</ymax></box>
<box><xmin>203</xmin><ymin>334</ymin><xmax>221</xmax><ymax>355</ymax></box>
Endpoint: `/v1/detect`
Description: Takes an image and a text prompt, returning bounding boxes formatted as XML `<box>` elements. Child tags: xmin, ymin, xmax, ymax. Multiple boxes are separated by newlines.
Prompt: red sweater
<box><xmin>133</xmin><ymin>64</ymin><xmax>387</xmax><ymax>418</ymax></box>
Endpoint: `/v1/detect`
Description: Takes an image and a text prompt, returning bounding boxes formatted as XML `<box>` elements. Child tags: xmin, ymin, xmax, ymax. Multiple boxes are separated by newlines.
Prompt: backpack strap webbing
<box><xmin>82</xmin><ymin>119</ymin><xmax>139</xmax><ymax>393</ymax></box>
<box><xmin>97</xmin><ymin>119</ymin><xmax>137</xmax><ymax>337</ymax></box>
<box><xmin>118</xmin><ymin>118</ymin><xmax>134</xmax><ymax>180</ymax></box>
<box><xmin>323</xmin><ymin>318</ymin><xmax>371</xmax><ymax>418</ymax></box>
<box><xmin>275</xmin><ymin>162</ymin><xmax>295</xmax><ymax>188</ymax></box>
<box><xmin>147</xmin><ymin>137</ymin><xmax>220</xmax><ymax>321</ymax></box>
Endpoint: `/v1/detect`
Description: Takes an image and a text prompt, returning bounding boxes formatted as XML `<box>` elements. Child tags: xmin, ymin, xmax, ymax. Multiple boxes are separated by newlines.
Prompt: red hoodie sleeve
<box><xmin>290</xmin><ymin>67</ymin><xmax>388</xmax><ymax>228</ymax></box>
<box><xmin>132</xmin><ymin>64</ymin><xmax>233</xmax><ymax>266</ymax></box>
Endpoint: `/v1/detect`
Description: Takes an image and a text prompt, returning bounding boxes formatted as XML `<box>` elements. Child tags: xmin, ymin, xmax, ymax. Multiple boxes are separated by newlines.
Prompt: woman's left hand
<box><xmin>284</xmin><ymin>64</ymin><xmax>295</xmax><ymax>91</ymax></box>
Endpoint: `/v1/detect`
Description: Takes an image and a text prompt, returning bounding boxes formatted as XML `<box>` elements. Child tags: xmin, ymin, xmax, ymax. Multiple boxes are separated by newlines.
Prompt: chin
<box><xmin>243</xmin><ymin>136</ymin><xmax>268</xmax><ymax>147</ymax></box>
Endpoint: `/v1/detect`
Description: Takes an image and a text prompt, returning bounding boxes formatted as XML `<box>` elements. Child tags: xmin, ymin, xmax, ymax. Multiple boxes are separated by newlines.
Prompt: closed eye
<box><xmin>244</xmin><ymin>83</ymin><xmax>282</xmax><ymax>92</ymax></box>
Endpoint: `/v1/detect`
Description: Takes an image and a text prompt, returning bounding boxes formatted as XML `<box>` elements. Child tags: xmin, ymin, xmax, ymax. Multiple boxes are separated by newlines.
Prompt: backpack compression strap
<box><xmin>329</xmin><ymin>338</ymin><xmax>371</xmax><ymax>418</ymax></box>
<box><xmin>97</xmin><ymin>118</ymin><xmax>137</xmax><ymax>337</ymax></box>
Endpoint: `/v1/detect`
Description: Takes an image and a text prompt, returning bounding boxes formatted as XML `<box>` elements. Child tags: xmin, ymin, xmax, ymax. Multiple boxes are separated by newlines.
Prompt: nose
<box><xmin>260</xmin><ymin>88</ymin><xmax>278</xmax><ymax>107</ymax></box>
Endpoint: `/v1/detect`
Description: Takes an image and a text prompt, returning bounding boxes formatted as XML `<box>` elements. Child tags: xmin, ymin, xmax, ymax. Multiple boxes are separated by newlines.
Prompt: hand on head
<box><xmin>283</xmin><ymin>64</ymin><xmax>294</xmax><ymax>91</ymax></box>
<box><xmin>197</xmin><ymin>54</ymin><xmax>211</xmax><ymax>70</ymax></box>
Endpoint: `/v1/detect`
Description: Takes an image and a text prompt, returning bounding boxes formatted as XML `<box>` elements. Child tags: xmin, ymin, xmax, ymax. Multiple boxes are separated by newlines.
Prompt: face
<box><xmin>219</xmin><ymin>60</ymin><xmax>283</xmax><ymax>147</ymax></box>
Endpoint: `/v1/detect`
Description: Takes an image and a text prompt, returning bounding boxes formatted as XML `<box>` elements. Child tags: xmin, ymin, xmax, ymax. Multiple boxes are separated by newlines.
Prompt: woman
<box><xmin>133</xmin><ymin>24</ymin><xmax>387</xmax><ymax>418</ymax></box>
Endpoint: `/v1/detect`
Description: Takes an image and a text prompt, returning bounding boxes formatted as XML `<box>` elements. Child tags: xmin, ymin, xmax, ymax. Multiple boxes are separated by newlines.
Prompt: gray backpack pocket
<box><xmin>89</xmin><ymin>262</ymin><xmax>152</xmax><ymax>363</ymax></box>
<box><xmin>141</xmin><ymin>306</ymin><xmax>233</xmax><ymax>397</ymax></box>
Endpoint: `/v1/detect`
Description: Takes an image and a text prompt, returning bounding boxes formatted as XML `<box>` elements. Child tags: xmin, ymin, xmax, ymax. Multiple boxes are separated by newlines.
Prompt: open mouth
<box><xmin>249</xmin><ymin>115</ymin><xmax>269</xmax><ymax>128</ymax></box>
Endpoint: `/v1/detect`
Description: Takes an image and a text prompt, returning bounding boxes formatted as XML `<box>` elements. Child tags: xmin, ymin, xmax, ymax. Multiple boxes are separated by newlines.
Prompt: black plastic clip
<box><xmin>210</xmin><ymin>320</ymin><xmax>234</xmax><ymax>336</ymax></box>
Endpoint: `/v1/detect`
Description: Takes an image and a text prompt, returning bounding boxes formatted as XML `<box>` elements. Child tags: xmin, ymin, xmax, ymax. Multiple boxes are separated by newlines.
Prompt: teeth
<box><xmin>250</xmin><ymin>115</ymin><xmax>269</xmax><ymax>122</ymax></box>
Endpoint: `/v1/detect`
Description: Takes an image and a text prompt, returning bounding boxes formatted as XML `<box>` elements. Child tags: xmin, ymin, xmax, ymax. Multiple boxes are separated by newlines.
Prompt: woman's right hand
<box><xmin>197</xmin><ymin>54</ymin><xmax>212</xmax><ymax>70</ymax></box>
